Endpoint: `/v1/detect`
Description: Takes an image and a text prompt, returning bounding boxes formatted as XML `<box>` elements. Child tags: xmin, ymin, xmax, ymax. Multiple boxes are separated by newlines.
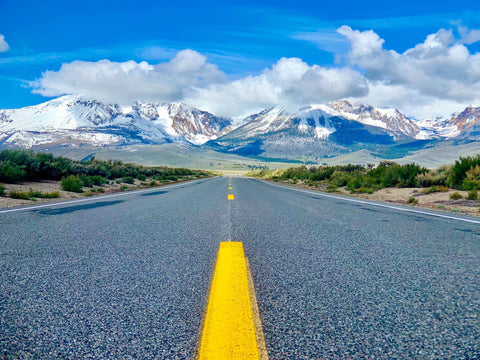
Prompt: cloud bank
<box><xmin>0</xmin><ymin>34</ymin><xmax>9</xmax><ymax>52</ymax></box>
<box><xmin>31</xmin><ymin>50</ymin><xmax>226</xmax><ymax>105</ymax></box>
<box><xmin>31</xmin><ymin>26</ymin><xmax>480</xmax><ymax>119</ymax></box>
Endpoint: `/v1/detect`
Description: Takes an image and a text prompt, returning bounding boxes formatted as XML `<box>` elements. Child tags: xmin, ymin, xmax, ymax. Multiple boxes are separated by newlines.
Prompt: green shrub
<box><xmin>408</xmin><ymin>196</ymin><xmax>418</xmax><ymax>205</ymax></box>
<box><xmin>369</xmin><ymin>162</ymin><xmax>425</xmax><ymax>188</ymax></box>
<box><xmin>0</xmin><ymin>161</ymin><xmax>27</xmax><ymax>183</ymax></box>
<box><xmin>137</xmin><ymin>174</ymin><xmax>147</xmax><ymax>181</ymax></box>
<box><xmin>328</xmin><ymin>171</ymin><xmax>353</xmax><ymax>187</ymax></box>
<box><xmin>450</xmin><ymin>192</ymin><xmax>463</xmax><ymax>200</ymax></box>
<box><xmin>61</xmin><ymin>175</ymin><xmax>84</xmax><ymax>193</ymax></box>
<box><xmin>449</xmin><ymin>155</ymin><xmax>480</xmax><ymax>189</ymax></box>
<box><xmin>148</xmin><ymin>180</ymin><xmax>158</xmax><ymax>187</ymax></box>
<box><xmin>80</xmin><ymin>175</ymin><xmax>106</xmax><ymax>187</ymax></box>
<box><xmin>80</xmin><ymin>175</ymin><xmax>94</xmax><ymax>187</ymax></box>
<box><xmin>0</xmin><ymin>149</ymin><xmax>211</xmax><ymax>184</ymax></box>
<box><xmin>39</xmin><ymin>191</ymin><xmax>60</xmax><ymax>198</ymax></box>
<box><xmin>416</xmin><ymin>166</ymin><xmax>450</xmax><ymax>187</ymax></box>
<box><xmin>0</xmin><ymin>184</ymin><xmax>5</xmax><ymax>196</ymax></box>
<box><xmin>423</xmin><ymin>185</ymin><xmax>449</xmax><ymax>194</ymax></box>
<box><xmin>120</xmin><ymin>185</ymin><xmax>129</xmax><ymax>191</ymax></box>
<box><xmin>9</xmin><ymin>190</ymin><xmax>31</xmax><ymax>200</ymax></box>
<box><xmin>467</xmin><ymin>190</ymin><xmax>478</xmax><ymax>200</ymax></box>
<box><xmin>115</xmin><ymin>178</ymin><xmax>122</xmax><ymax>184</ymax></box>
<box><xmin>462</xmin><ymin>165</ymin><xmax>480</xmax><ymax>190</ymax></box>
<box><xmin>326</xmin><ymin>184</ymin><xmax>338</xmax><ymax>193</ymax></box>
<box><xmin>122</xmin><ymin>176</ymin><xmax>135</xmax><ymax>184</ymax></box>
<box><xmin>351</xmin><ymin>187</ymin><xmax>375</xmax><ymax>194</ymax></box>
<box><xmin>10</xmin><ymin>189</ymin><xmax>60</xmax><ymax>200</ymax></box>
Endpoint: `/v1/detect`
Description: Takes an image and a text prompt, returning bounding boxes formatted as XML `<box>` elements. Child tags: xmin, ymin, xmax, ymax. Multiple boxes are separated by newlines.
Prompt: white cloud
<box><xmin>188</xmin><ymin>57</ymin><xmax>367</xmax><ymax>118</ymax></box>
<box><xmin>30</xmin><ymin>26</ymin><xmax>480</xmax><ymax>120</ymax></box>
<box><xmin>458</xmin><ymin>26</ymin><xmax>480</xmax><ymax>45</ymax></box>
<box><xmin>32</xmin><ymin>51</ymin><xmax>367</xmax><ymax>118</ymax></box>
<box><xmin>0</xmin><ymin>34</ymin><xmax>9</xmax><ymax>52</ymax></box>
<box><xmin>338</xmin><ymin>25</ymin><xmax>480</xmax><ymax>118</ymax></box>
<box><xmin>31</xmin><ymin>50</ymin><xmax>226</xmax><ymax>104</ymax></box>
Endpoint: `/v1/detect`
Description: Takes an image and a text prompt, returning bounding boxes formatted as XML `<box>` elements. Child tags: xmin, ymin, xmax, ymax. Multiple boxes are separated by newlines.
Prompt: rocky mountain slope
<box><xmin>206</xmin><ymin>101</ymin><xmax>480</xmax><ymax>159</ymax></box>
<box><xmin>0</xmin><ymin>95</ymin><xmax>232</xmax><ymax>148</ymax></box>
<box><xmin>1</xmin><ymin>96</ymin><xmax>479</xmax><ymax>163</ymax></box>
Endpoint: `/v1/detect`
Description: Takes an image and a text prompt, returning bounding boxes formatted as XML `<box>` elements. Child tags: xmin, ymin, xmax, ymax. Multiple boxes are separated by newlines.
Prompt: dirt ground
<box><xmin>0</xmin><ymin>180</ymin><xmax>146</xmax><ymax>210</ymax></box>
<box><xmin>293</xmin><ymin>181</ymin><xmax>480</xmax><ymax>217</ymax></box>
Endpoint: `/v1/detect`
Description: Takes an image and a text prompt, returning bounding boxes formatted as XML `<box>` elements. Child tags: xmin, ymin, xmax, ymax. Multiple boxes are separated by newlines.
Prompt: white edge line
<box><xmin>258</xmin><ymin>179</ymin><xmax>480</xmax><ymax>225</ymax></box>
<box><xmin>0</xmin><ymin>177</ymin><xmax>215</xmax><ymax>215</ymax></box>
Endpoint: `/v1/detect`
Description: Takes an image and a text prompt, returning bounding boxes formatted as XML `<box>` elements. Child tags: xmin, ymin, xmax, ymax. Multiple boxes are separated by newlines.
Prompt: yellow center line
<box><xmin>228</xmin><ymin>187</ymin><xmax>232</xmax><ymax>190</ymax></box>
<box><xmin>198</xmin><ymin>242</ymin><xmax>266</xmax><ymax>360</ymax></box>
<box><xmin>227</xmin><ymin>194</ymin><xmax>235</xmax><ymax>200</ymax></box>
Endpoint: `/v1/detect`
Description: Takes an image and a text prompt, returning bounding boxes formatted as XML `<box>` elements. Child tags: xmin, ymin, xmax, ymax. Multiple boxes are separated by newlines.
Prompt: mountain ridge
<box><xmin>1</xmin><ymin>96</ymin><xmax>479</xmax><ymax>163</ymax></box>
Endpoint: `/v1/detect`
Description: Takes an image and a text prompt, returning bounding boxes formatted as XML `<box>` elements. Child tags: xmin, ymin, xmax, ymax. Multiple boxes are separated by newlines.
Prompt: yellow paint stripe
<box><xmin>199</xmin><ymin>242</ymin><xmax>260</xmax><ymax>359</ymax></box>
<box><xmin>228</xmin><ymin>187</ymin><xmax>232</xmax><ymax>190</ymax></box>
<box><xmin>227</xmin><ymin>194</ymin><xmax>235</xmax><ymax>200</ymax></box>
<box><xmin>246</xmin><ymin>258</ymin><xmax>269</xmax><ymax>360</ymax></box>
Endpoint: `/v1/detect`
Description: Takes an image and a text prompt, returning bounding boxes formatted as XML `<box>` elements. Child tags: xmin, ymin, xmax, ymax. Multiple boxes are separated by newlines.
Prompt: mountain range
<box><xmin>1</xmin><ymin>95</ymin><xmax>479</xmax><ymax>165</ymax></box>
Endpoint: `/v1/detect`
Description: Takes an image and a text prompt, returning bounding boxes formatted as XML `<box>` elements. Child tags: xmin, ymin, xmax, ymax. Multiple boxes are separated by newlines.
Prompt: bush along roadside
<box><xmin>247</xmin><ymin>156</ymin><xmax>480</xmax><ymax>195</ymax></box>
<box><xmin>9</xmin><ymin>189</ymin><xmax>60</xmax><ymax>200</ymax></box>
<box><xmin>0</xmin><ymin>149</ymin><xmax>212</xmax><ymax>186</ymax></box>
<box><xmin>0</xmin><ymin>150</ymin><xmax>213</xmax><ymax>196</ymax></box>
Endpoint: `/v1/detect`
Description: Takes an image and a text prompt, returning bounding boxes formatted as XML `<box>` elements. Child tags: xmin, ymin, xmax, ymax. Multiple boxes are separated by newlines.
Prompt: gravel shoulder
<box><xmin>0</xmin><ymin>179</ymin><xmax>183</xmax><ymax>210</ymax></box>
<box><xmin>274</xmin><ymin>180</ymin><xmax>480</xmax><ymax>217</ymax></box>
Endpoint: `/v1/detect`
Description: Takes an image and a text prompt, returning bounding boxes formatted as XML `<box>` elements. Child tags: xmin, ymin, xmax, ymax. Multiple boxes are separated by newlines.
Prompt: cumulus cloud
<box><xmin>0</xmin><ymin>34</ymin><xmax>9</xmax><ymax>52</ymax></box>
<box><xmin>30</xmin><ymin>26</ymin><xmax>480</xmax><ymax>119</ymax></box>
<box><xmin>32</xmin><ymin>50</ymin><xmax>367</xmax><ymax>118</ymax></box>
<box><xmin>31</xmin><ymin>49</ymin><xmax>226</xmax><ymax>104</ymax></box>
<box><xmin>338</xmin><ymin>25</ymin><xmax>480</xmax><ymax>118</ymax></box>
<box><xmin>189</xmin><ymin>57</ymin><xmax>367</xmax><ymax>118</ymax></box>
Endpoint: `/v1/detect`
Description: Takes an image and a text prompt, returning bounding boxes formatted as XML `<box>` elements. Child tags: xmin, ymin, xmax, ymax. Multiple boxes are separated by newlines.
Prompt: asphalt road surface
<box><xmin>1</xmin><ymin>176</ymin><xmax>480</xmax><ymax>359</ymax></box>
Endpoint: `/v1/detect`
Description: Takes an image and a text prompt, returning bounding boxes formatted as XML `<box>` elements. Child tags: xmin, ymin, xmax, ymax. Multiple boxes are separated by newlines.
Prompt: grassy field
<box><xmin>35</xmin><ymin>143</ymin><xmax>295</xmax><ymax>172</ymax></box>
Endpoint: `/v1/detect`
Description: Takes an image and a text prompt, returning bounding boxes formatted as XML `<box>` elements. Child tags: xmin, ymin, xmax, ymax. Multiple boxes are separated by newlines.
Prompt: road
<box><xmin>1</xmin><ymin>176</ymin><xmax>480</xmax><ymax>359</ymax></box>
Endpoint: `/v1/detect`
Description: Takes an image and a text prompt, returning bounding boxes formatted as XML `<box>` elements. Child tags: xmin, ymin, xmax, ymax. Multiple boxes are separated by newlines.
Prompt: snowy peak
<box><xmin>418</xmin><ymin>106</ymin><xmax>480</xmax><ymax>139</ymax></box>
<box><xmin>130</xmin><ymin>101</ymin><xmax>232</xmax><ymax>144</ymax></box>
<box><xmin>228</xmin><ymin>101</ymin><xmax>423</xmax><ymax>142</ymax></box>
<box><xmin>324</xmin><ymin>100</ymin><xmax>423</xmax><ymax>139</ymax></box>
<box><xmin>449</xmin><ymin>106</ymin><xmax>480</xmax><ymax>133</ymax></box>
<box><xmin>0</xmin><ymin>96</ymin><xmax>232</xmax><ymax>148</ymax></box>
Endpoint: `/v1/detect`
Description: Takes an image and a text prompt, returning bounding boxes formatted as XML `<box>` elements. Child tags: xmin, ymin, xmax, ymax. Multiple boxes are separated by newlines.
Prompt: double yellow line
<box><xmin>198</xmin><ymin>242</ymin><xmax>268</xmax><ymax>359</ymax></box>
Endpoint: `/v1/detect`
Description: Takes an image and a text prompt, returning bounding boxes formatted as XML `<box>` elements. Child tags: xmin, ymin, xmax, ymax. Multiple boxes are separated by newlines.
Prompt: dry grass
<box><xmin>292</xmin><ymin>181</ymin><xmax>480</xmax><ymax>217</ymax></box>
<box><xmin>0</xmin><ymin>180</ymin><xmax>143</xmax><ymax>210</ymax></box>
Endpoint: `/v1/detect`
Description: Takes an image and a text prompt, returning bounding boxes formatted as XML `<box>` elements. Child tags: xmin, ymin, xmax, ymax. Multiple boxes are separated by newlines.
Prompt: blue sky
<box><xmin>1</xmin><ymin>0</ymin><xmax>480</xmax><ymax>118</ymax></box>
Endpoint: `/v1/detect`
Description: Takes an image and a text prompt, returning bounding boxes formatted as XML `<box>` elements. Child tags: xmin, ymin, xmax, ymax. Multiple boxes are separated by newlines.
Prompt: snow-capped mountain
<box><xmin>207</xmin><ymin>102</ymin><xmax>423</xmax><ymax>157</ymax></box>
<box><xmin>0</xmin><ymin>95</ymin><xmax>232</xmax><ymax>148</ymax></box>
<box><xmin>324</xmin><ymin>100</ymin><xmax>427</xmax><ymax>139</ymax></box>
<box><xmin>418</xmin><ymin>106</ymin><xmax>480</xmax><ymax>139</ymax></box>
<box><xmin>206</xmin><ymin>101</ymin><xmax>480</xmax><ymax>159</ymax></box>
<box><xmin>1</xmin><ymin>95</ymin><xmax>479</xmax><ymax>163</ymax></box>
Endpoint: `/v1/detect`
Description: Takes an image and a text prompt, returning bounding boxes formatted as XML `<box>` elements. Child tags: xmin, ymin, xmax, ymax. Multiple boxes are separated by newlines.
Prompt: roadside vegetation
<box><xmin>9</xmin><ymin>189</ymin><xmax>60</xmax><ymax>200</ymax></box>
<box><xmin>248</xmin><ymin>155</ymin><xmax>480</xmax><ymax>192</ymax></box>
<box><xmin>0</xmin><ymin>149</ymin><xmax>212</xmax><ymax>199</ymax></box>
<box><xmin>247</xmin><ymin>155</ymin><xmax>480</xmax><ymax>213</ymax></box>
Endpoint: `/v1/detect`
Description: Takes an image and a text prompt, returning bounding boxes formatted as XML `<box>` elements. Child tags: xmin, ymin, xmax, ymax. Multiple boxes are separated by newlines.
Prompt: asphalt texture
<box><xmin>1</xmin><ymin>176</ymin><xmax>480</xmax><ymax>359</ymax></box>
